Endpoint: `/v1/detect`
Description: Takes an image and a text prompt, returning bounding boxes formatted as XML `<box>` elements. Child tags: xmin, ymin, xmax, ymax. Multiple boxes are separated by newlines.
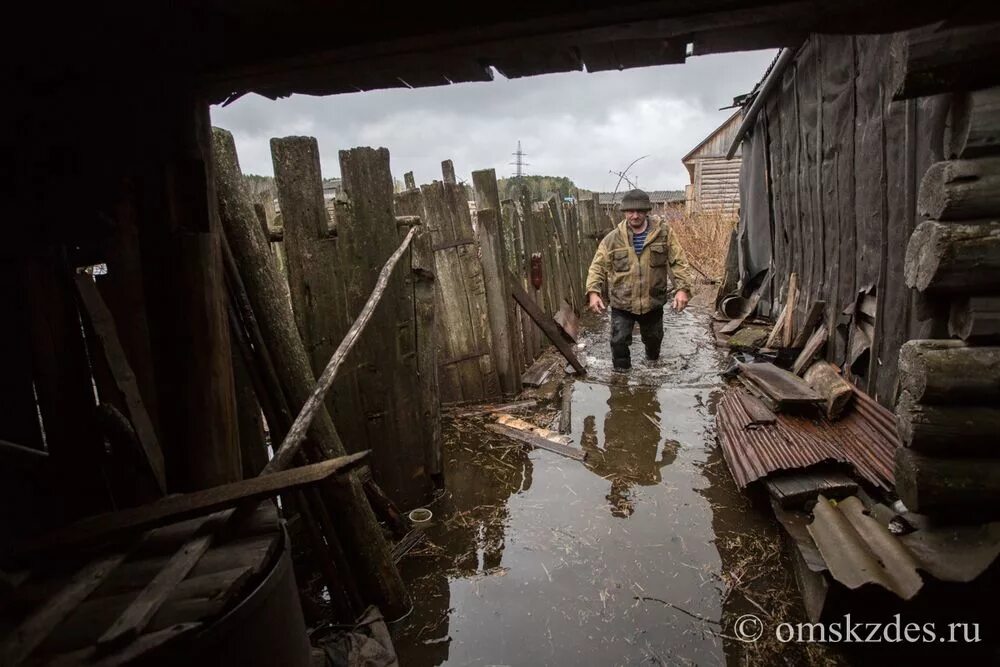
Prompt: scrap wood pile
<box><xmin>714</xmin><ymin>268</ymin><xmax>1000</xmax><ymax>621</ymax></box>
<box><xmin>715</xmin><ymin>270</ymin><xmax>897</xmax><ymax>496</ymax></box>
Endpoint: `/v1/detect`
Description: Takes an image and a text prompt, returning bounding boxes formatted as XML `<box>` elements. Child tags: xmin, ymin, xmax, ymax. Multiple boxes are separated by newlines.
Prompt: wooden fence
<box><xmin>254</xmin><ymin>139</ymin><xmax>620</xmax><ymax>505</ymax></box>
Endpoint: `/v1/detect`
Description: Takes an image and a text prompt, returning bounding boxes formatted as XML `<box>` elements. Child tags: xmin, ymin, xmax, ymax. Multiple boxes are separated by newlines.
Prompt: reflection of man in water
<box><xmin>580</xmin><ymin>385</ymin><xmax>677</xmax><ymax>517</ymax></box>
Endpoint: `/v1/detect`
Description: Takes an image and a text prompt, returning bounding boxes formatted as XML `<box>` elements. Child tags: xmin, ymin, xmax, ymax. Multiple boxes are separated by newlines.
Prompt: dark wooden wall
<box><xmin>745</xmin><ymin>34</ymin><xmax>950</xmax><ymax>405</ymax></box>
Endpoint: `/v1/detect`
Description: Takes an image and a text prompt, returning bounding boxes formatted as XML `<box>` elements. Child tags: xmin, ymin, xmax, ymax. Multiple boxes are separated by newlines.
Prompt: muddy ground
<box><xmin>391</xmin><ymin>293</ymin><xmax>842</xmax><ymax>666</ymax></box>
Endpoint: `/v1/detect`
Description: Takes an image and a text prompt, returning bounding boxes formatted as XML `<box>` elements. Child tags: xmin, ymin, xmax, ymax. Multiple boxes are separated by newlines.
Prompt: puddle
<box><xmin>392</xmin><ymin>304</ymin><xmax>812</xmax><ymax>665</ymax></box>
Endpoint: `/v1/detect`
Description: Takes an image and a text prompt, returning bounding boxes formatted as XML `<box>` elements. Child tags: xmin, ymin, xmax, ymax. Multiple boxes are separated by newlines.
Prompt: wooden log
<box><xmin>896</xmin><ymin>390</ymin><xmax>1000</xmax><ymax>456</ymax></box>
<box><xmin>917</xmin><ymin>158</ymin><xmax>1000</xmax><ymax>221</ymax></box>
<box><xmin>898</xmin><ymin>339</ymin><xmax>1000</xmax><ymax>403</ymax></box>
<box><xmin>891</xmin><ymin>23</ymin><xmax>1000</xmax><ymax>101</ymax></box>
<box><xmin>803</xmin><ymin>361</ymin><xmax>853</xmax><ymax>420</ymax></box>
<box><xmin>223</xmin><ymin>240</ymin><xmax>355</xmax><ymax>616</ymax></box>
<box><xmin>18</xmin><ymin>453</ymin><xmax>368</xmax><ymax>556</ymax></box>
<box><xmin>508</xmin><ymin>269</ymin><xmax>585</xmax><ymax>374</ymax></box>
<box><xmin>895</xmin><ymin>448</ymin><xmax>1000</xmax><ymax>513</ymax></box>
<box><xmin>212</xmin><ymin>128</ymin><xmax>408</xmax><ymax>618</ymax></box>
<box><xmin>791</xmin><ymin>300</ymin><xmax>826</xmax><ymax>349</ymax></box>
<box><xmin>904</xmin><ymin>220</ymin><xmax>1000</xmax><ymax>293</ymax></box>
<box><xmin>792</xmin><ymin>324</ymin><xmax>828</xmax><ymax>376</ymax></box>
<box><xmin>949</xmin><ymin>296</ymin><xmax>1000</xmax><ymax>340</ymax></box>
<box><xmin>946</xmin><ymin>88</ymin><xmax>1000</xmax><ymax>159</ymax></box>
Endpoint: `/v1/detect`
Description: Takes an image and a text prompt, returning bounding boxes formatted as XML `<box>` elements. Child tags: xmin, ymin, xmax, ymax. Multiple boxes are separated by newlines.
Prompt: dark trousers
<box><xmin>610</xmin><ymin>306</ymin><xmax>664</xmax><ymax>370</ymax></box>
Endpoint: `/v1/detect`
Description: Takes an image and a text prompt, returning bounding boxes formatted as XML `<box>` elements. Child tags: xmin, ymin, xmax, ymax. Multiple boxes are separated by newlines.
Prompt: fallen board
<box><xmin>443</xmin><ymin>399</ymin><xmax>538</xmax><ymax>418</ymax></box>
<box><xmin>507</xmin><ymin>269</ymin><xmax>586</xmax><ymax>374</ymax></box>
<box><xmin>766</xmin><ymin>470</ymin><xmax>859</xmax><ymax>509</ymax></box>
<box><xmin>792</xmin><ymin>325</ymin><xmax>829</xmax><ymax>376</ymax></box>
<box><xmin>734</xmin><ymin>389</ymin><xmax>777</xmax><ymax>425</ymax></box>
<box><xmin>486</xmin><ymin>423</ymin><xmax>586</xmax><ymax>461</ymax></box>
<box><xmin>17</xmin><ymin>452</ymin><xmax>369</xmax><ymax>557</ymax></box>
<box><xmin>737</xmin><ymin>362</ymin><xmax>822</xmax><ymax>405</ymax></box>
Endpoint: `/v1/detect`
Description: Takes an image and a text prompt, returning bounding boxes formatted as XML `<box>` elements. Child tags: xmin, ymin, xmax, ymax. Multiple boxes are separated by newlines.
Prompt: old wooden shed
<box><xmin>682</xmin><ymin>111</ymin><xmax>743</xmax><ymax>214</ymax></box>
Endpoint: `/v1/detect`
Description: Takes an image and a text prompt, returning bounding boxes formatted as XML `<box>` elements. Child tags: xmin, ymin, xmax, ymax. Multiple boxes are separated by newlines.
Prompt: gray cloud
<box><xmin>211</xmin><ymin>49</ymin><xmax>777</xmax><ymax>192</ymax></box>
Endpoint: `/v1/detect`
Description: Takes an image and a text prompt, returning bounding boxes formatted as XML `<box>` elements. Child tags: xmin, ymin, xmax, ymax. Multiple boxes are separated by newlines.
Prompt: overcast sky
<box><xmin>211</xmin><ymin>49</ymin><xmax>777</xmax><ymax>193</ymax></box>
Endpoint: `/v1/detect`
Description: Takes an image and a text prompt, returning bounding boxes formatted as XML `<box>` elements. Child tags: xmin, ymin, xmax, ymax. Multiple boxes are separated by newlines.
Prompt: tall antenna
<box><xmin>510</xmin><ymin>140</ymin><xmax>529</xmax><ymax>178</ymax></box>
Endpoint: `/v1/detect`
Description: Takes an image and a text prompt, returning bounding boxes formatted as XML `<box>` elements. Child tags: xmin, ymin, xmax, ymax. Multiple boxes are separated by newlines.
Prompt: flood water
<box><xmin>392</xmin><ymin>302</ymin><xmax>807</xmax><ymax>665</ymax></box>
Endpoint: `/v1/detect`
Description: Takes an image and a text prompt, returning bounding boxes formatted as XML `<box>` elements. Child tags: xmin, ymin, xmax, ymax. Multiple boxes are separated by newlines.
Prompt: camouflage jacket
<box><xmin>585</xmin><ymin>218</ymin><xmax>695</xmax><ymax>315</ymax></box>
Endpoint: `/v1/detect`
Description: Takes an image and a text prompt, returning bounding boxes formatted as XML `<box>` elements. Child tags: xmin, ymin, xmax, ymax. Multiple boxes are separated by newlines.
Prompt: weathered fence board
<box><xmin>473</xmin><ymin>169</ymin><xmax>523</xmax><ymax>397</ymax></box>
<box><xmin>338</xmin><ymin>147</ymin><xmax>433</xmax><ymax>506</ymax></box>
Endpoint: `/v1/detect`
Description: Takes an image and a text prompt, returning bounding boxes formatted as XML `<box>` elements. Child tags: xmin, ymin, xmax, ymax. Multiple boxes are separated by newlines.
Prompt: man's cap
<box><xmin>620</xmin><ymin>189</ymin><xmax>652</xmax><ymax>212</ymax></box>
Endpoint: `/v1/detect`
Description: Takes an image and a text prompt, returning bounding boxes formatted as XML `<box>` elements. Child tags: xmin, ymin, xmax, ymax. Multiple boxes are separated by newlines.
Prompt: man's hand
<box><xmin>671</xmin><ymin>289</ymin><xmax>690</xmax><ymax>312</ymax></box>
<box><xmin>588</xmin><ymin>292</ymin><xmax>606</xmax><ymax>314</ymax></box>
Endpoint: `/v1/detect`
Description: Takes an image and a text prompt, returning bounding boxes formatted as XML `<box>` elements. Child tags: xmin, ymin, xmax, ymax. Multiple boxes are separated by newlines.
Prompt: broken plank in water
<box><xmin>495</xmin><ymin>413</ymin><xmax>572</xmax><ymax>445</ymax></box>
<box><xmin>444</xmin><ymin>399</ymin><xmax>538</xmax><ymax>418</ymax></box>
<box><xmin>486</xmin><ymin>424</ymin><xmax>586</xmax><ymax>461</ymax></box>
<box><xmin>18</xmin><ymin>452</ymin><xmax>369</xmax><ymax>556</ymax></box>
<box><xmin>392</xmin><ymin>530</ymin><xmax>427</xmax><ymax>563</ymax></box>
<box><xmin>737</xmin><ymin>362</ymin><xmax>822</xmax><ymax>405</ymax></box>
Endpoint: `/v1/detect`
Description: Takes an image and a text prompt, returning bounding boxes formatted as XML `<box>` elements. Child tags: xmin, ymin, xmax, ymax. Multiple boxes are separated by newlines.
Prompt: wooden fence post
<box><xmin>472</xmin><ymin>169</ymin><xmax>522</xmax><ymax>397</ymax></box>
<box><xmin>501</xmin><ymin>199</ymin><xmax>531</xmax><ymax>368</ymax></box>
<box><xmin>401</xmin><ymin>219</ymin><xmax>443</xmax><ymax>481</ymax></box>
<box><xmin>270</xmin><ymin>136</ymin><xmax>353</xmax><ymax>441</ymax></box>
<box><xmin>212</xmin><ymin>127</ymin><xmax>409</xmax><ymax>618</ymax></box>
<box><xmin>338</xmin><ymin>147</ymin><xmax>432</xmax><ymax>507</ymax></box>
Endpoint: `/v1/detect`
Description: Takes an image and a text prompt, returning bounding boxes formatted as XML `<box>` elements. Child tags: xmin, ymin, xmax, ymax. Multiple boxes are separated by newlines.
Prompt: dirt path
<box><xmin>392</xmin><ymin>301</ymin><xmax>819</xmax><ymax>666</ymax></box>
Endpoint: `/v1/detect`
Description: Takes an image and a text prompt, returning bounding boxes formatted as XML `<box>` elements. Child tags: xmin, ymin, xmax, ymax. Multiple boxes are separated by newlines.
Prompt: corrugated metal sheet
<box><xmin>775</xmin><ymin>495</ymin><xmax>1000</xmax><ymax>602</ymax></box>
<box><xmin>716</xmin><ymin>387</ymin><xmax>897</xmax><ymax>490</ymax></box>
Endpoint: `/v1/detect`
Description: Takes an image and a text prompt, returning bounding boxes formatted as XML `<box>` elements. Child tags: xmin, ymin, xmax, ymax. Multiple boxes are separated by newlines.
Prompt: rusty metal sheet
<box><xmin>716</xmin><ymin>387</ymin><xmax>896</xmax><ymax>490</ymax></box>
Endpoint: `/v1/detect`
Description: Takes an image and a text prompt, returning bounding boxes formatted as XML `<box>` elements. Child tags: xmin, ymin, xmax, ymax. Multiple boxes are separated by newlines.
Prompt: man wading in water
<box><xmin>585</xmin><ymin>189</ymin><xmax>696</xmax><ymax>372</ymax></box>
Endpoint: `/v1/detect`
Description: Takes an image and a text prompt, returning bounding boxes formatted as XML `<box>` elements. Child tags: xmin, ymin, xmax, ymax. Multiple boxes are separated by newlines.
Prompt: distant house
<box><xmin>597</xmin><ymin>189</ymin><xmax>685</xmax><ymax>217</ymax></box>
<box><xmin>681</xmin><ymin>111</ymin><xmax>742</xmax><ymax>215</ymax></box>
